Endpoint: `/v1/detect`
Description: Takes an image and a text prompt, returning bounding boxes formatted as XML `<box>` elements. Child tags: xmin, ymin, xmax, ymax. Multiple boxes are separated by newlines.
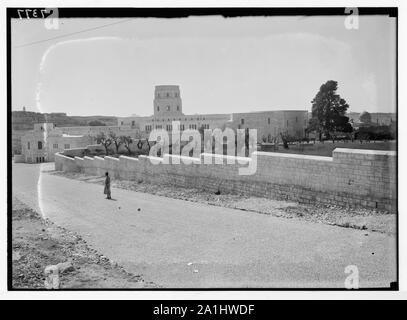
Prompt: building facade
<box><xmin>118</xmin><ymin>85</ymin><xmax>308</xmax><ymax>141</ymax></box>
<box><xmin>18</xmin><ymin>123</ymin><xmax>143</xmax><ymax>163</ymax></box>
<box><xmin>20</xmin><ymin>123</ymin><xmax>93</xmax><ymax>163</ymax></box>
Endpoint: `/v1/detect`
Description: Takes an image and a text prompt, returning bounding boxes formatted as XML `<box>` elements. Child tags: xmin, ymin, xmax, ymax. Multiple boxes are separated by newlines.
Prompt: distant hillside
<box><xmin>12</xmin><ymin>111</ymin><xmax>118</xmax><ymax>130</ymax></box>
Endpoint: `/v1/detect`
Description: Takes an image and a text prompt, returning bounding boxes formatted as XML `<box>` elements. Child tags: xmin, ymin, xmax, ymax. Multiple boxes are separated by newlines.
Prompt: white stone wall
<box><xmin>55</xmin><ymin>148</ymin><xmax>397</xmax><ymax>212</ymax></box>
<box><xmin>230</xmin><ymin>110</ymin><xmax>308</xmax><ymax>141</ymax></box>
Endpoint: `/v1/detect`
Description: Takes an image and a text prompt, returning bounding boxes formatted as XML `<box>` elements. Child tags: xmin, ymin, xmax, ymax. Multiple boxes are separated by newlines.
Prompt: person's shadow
<box><xmin>106</xmin><ymin>198</ymin><xmax>117</xmax><ymax>201</ymax></box>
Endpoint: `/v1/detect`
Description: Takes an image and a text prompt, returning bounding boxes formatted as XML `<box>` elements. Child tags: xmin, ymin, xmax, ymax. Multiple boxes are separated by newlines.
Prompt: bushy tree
<box><xmin>308</xmin><ymin>80</ymin><xmax>352</xmax><ymax>141</ymax></box>
<box><xmin>359</xmin><ymin>111</ymin><xmax>372</xmax><ymax>124</ymax></box>
<box><xmin>120</xmin><ymin>135</ymin><xmax>133</xmax><ymax>155</ymax></box>
<box><xmin>109</xmin><ymin>132</ymin><xmax>122</xmax><ymax>154</ymax></box>
<box><xmin>88</xmin><ymin>120</ymin><xmax>106</xmax><ymax>126</ymax></box>
<box><xmin>96</xmin><ymin>132</ymin><xmax>112</xmax><ymax>155</ymax></box>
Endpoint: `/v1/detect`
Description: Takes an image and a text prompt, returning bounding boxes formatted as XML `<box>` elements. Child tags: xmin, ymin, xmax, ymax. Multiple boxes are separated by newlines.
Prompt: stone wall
<box><xmin>13</xmin><ymin>154</ymin><xmax>25</xmax><ymax>163</ymax></box>
<box><xmin>54</xmin><ymin>148</ymin><xmax>397</xmax><ymax>212</ymax></box>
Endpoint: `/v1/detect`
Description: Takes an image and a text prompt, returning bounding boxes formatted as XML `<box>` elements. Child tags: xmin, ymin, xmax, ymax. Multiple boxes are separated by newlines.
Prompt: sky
<box><xmin>11</xmin><ymin>15</ymin><xmax>397</xmax><ymax>117</ymax></box>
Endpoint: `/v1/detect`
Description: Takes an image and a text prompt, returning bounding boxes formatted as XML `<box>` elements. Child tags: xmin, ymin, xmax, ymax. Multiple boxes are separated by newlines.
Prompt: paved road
<box><xmin>12</xmin><ymin>163</ymin><xmax>397</xmax><ymax>288</ymax></box>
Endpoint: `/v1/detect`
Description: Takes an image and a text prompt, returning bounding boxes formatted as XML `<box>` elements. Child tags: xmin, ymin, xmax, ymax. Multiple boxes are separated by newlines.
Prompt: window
<box><xmin>166</xmin><ymin>124</ymin><xmax>172</xmax><ymax>131</ymax></box>
<box><xmin>189</xmin><ymin>124</ymin><xmax>197</xmax><ymax>130</ymax></box>
<box><xmin>157</xmin><ymin>106</ymin><xmax>160</xmax><ymax>112</ymax></box>
<box><xmin>53</xmin><ymin>143</ymin><xmax>58</xmax><ymax>149</ymax></box>
<box><xmin>166</xmin><ymin>105</ymin><xmax>170</xmax><ymax>111</ymax></box>
<box><xmin>296</xmin><ymin>117</ymin><xmax>298</xmax><ymax>123</ymax></box>
<box><xmin>155</xmin><ymin>125</ymin><xmax>162</xmax><ymax>130</ymax></box>
<box><xmin>241</xmin><ymin>119</ymin><xmax>245</xmax><ymax>125</ymax></box>
<box><xmin>27</xmin><ymin>142</ymin><xmax>30</xmax><ymax>150</ymax></box>
<box><xmin>180</xmin><ymin>124</ymin><xmax>185</xmax><ymax>131</ymax></box>
<box><xmin>145</xmin><ymin>125</ymin><xmax>152</xmax><ymax>132</ymax></box>
<box><xmin>268</xmin><ymin>118</ymin><xmax>271</xmax><ymax>125</ymax></box>
<box><xmin>157</xmin><ymin>93</ymin><xmax>160</xmax><ymax>98</ymax></box>
<box><xmin>132</xmin><ymin>121</ymin><xmax>135</xmax><ymax>126</ymax></box>
<box><xmin>177</xmin><ymin>105</ymin><xmax>179</xmax><ymax>111</ymax></box>
<box><xmin>38</xmin><ymin>141</ymin><xmax>43</xmax><ymax>150</ymax></box>
<box><xmin>175</xmin><ymin>93</ymin><xmax>178</xmax><ymax>97</ymax></box>
<box><xmin>286</xmin><ymin>120</ymin><xmax>289</xmax><ymax>127</ymax></box>
<box><xmin>121</xmin><ymin>121</ymin><xmax>124</xmax><ymax>125</ymax></box>
<box><xmin>167</xmin><ymin>93</ymin><xmax>170</xmax><ymax>97</ymax></box>
<box><xmin>64</xmin><ymin>144</ymin><xmax>70</xmax><ymax>149</ymax></box>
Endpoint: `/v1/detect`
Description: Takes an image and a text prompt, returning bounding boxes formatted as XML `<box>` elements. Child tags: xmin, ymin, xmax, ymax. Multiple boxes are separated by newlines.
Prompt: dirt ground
<box><xmin>263</xmin><ymin>140</ymin><xmax>396</xmax><ymax>157</ymax></box>
<box><xmin>49</xmin><ymin>171</ymin><xmax>396</xmax><ymax>236</ymax></box>
<box><xmin>12</xmin><ymin>197</ymin><xmax>159</xmax><ymax>289</ymax></box>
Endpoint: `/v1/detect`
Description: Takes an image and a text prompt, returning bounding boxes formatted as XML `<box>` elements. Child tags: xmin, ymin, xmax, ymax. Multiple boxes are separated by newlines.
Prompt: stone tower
<box><xmin>153</xmin><ymin>85</ymin><xmax>183</xmax><ymax>118</ymax></box>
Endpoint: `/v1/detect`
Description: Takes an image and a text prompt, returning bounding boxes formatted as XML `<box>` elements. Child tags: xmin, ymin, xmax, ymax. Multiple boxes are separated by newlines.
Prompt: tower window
<box><xmin>132</xmin><ymin>121</ymin><xmax>135</xmax><ymax>126</ymax></box>
<box><xmin>241</xmin><ymin>119</ymin><xmax>244</xmax><ymax>125</ymax></box>
<box><xmin>268</xmin><ymin>118</ymin><xmax>271</xmax><ymax>125</ymax></box>
<box><xmin>27</xmin><ymin>142</ymin><xmax>30</xmax><ymax>150</ymax></box>
<box><xmin>38</xmin><ymin>141</ymin><xmax>43</xmax><ymax>150</ymax></box>
<box><xmin>177</xmin><ymin>105</ymin><xmax>179</xmax><ymax>111</ymax></box>
<box><xmin>157</xmin><ymin>106</ymin><xmax>160</xmax><ymax>111</ymax></box>
<box><xmin>167</xmin><ymin>106</ymin><xmax>170</xmax><ymax>111</ymax></box>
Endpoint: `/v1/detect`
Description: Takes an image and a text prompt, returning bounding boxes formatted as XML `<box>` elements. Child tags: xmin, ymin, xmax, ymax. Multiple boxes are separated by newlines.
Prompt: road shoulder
<box><xmin>11</xmin><ymin>197</ymin><xmax>158</xmax><ymax>289</ymax></box>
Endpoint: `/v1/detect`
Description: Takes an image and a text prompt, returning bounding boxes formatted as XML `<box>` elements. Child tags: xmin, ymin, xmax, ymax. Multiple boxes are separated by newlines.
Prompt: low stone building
<box><xmin>117</xmin><ymin>85</ymin><xmax>308</xmax><ymax>142</ymax></box>
<box><xmin>20</xmin><ymin>123</ymin><xmax>93</xmax><ymax>163</ymax></box>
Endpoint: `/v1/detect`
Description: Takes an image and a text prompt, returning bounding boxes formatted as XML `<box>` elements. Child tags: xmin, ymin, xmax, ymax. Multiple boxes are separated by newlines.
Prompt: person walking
<box><xmin>104</xmin><ymin>172</ymin><xmax>111</xmax><ymax>199</ymax></box>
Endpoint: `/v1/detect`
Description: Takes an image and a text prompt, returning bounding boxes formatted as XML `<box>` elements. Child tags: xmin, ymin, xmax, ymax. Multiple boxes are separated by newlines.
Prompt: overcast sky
<box><xmin>11</xmin><ymin>15</ymin><xmax>396</xmax><ymax>117</ymax></box>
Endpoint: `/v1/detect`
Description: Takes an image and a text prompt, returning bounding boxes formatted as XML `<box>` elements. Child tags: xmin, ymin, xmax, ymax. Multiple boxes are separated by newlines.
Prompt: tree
<box><xmin>308</xmin><ymin>80</ymin><xmax>352</xmax><ymax>141</ymax></box>
<box><xmin>96</xmin><ymin>132</ymin><xmax>112</xmax><ymax>155</ymax></box>
<box><xmin>359</xmin><ymin>111</ymin><xmax>372</xmax><ymax>124</ymax></box>
<box><xmin>88</xmin><ymin>120</ymin><xmax>106</xmax><ymax>126</ymax></box>
<box><xmin>109</xmin><ymin>132</ymin><xmax>122</xmax><ymax>154</ymax></box>
<box><xmin>280</xmin><ymin>132</ymin><xmax>289</xmax><ymax>149</ymax></box>
<box><xmin>120</xmin><ymin>135</ymin><xmax>133</xmax><ymax>155</ymax></box>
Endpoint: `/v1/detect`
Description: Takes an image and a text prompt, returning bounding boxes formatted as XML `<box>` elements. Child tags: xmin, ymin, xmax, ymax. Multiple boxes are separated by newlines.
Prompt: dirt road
<box><xmin>12</xmin><ymin>163</ymin><xmax>397</xmax><ymax>288</ymax></box>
